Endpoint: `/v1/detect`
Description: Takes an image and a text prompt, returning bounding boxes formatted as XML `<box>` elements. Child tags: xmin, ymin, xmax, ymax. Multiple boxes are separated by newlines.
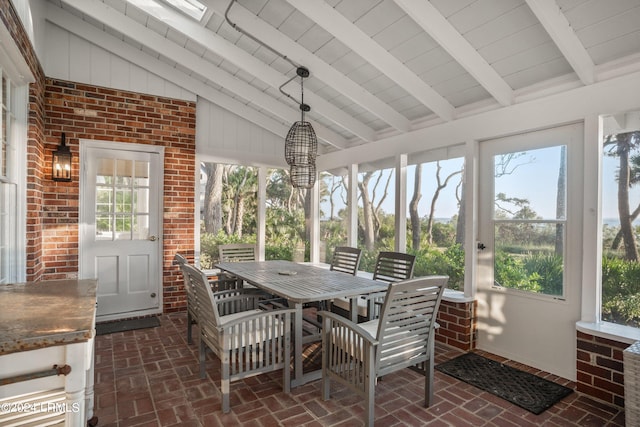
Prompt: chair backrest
<box><xmin>219</xmin><ymin>243</ymin><xmax>257</xmax><ymax>262</ymax></box>
<box><xmin>375</xmin><ymin>275</ymin><xmax>447</xmax><ymax>376</ymax></box>
<box><xmin>373</xmin><ymin>251</ymin><xmax>416</xmax><ymax>284</ymax></box>
<box><xmin>173</xmin><ymin>253</ymin><xmax>188</xmax><ymax>266</ymax></box>
<box><xmin>330</xmin><ymin>246</ymin><xmax>362</xmax><ymax>276</ymax></box>
<box><xmin>181</xmin><ymin>262</ymin><xmax>222</xmax><ymax>328</ymax></box>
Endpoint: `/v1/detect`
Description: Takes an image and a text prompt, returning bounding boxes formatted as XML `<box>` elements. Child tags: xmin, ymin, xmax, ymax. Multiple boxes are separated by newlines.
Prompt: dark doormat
<box><xmin>435</xmin><ymin>352</ymin><xmax>573</xmax><ymax>415</ymax></box>
<box><xmin>96</xmin><ymin>316</ymin><xmax>160</xmax><ymax>335</ymax></box>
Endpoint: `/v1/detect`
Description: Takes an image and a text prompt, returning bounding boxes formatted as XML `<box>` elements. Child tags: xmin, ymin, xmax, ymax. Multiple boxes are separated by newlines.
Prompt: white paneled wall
<box><xmin>196</xmin><ymin>99</ymin><xmax>286</xmax><ymax>168</ymax></box>
<box><xmin>43</xmin><ymin>22</ymin><xmax>195</xmax><ymax>102</ymax></box>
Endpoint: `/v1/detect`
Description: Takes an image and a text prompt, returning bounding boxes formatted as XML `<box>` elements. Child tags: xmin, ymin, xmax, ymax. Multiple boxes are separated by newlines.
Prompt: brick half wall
<box><xmin>577</xmin><ymin>331</ymin><xmax>627</xmax><ymax>408</ymax></box>
<box><xmin>436</xmin><ymin>299</ymin><xmax>477</xmax><ymax>352</ymax></box>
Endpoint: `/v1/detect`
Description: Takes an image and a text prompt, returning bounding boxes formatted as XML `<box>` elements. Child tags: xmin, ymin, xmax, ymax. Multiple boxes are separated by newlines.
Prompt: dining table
<box><xmin>214</xmin><ymin>260</ymin><xmax>388</xmax><ymax>387</ymax></box>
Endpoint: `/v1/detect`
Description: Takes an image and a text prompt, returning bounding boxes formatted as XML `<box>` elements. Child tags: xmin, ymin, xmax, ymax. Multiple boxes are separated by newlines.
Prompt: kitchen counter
<box><xmin>0</xmin><ymin>279</ymin><xmax>98</xmax><ymax>426</ymax></box>
<box><xmin>0</xmin><ymin>279</ymin><xmax>97</xmax><ymax>355</ymax></box>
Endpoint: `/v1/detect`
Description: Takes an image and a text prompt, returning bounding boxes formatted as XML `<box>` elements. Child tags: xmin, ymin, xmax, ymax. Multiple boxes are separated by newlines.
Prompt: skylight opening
<box><xmin>160</xmin><ymin>0</ymin><xmax>207</xmax><ymax>21</ymax></box>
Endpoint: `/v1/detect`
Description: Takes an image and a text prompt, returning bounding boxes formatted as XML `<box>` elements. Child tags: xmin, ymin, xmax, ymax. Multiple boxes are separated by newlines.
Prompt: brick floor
<box><xmin>93</xmin><ymin>313</ymin><xmax>626</xmax><ymax>426</ymax></box>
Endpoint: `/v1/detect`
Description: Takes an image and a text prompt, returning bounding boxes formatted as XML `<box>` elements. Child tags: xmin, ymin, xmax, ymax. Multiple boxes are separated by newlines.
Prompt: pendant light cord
<box><xmin>225</xmin><ymin>0</ymin><xmax>309</xmax><ymax>110</ymax></box>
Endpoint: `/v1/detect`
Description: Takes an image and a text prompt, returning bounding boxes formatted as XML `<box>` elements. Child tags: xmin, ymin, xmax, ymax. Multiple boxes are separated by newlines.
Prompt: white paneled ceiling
<box><xmin>45</xmin><ymin>0</ymin><xmax>640</xmax><ymax>154</ymax></box>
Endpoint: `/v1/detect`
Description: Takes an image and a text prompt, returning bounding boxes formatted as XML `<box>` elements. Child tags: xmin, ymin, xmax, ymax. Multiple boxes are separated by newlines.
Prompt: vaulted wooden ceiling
<box><xmin>44</xmin><ymin>0</ymin><xmax>640</xmax><ymax>155</ymax></box>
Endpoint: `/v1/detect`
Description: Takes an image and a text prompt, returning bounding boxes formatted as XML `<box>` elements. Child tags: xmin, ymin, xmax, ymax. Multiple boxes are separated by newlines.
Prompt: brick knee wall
<box><xmin>436</xmin><ymin>299</ymin><xmax>477</xmax><ymax>352</ymax></box>
<box><xmin>577</xmin><ymin>331</ymin><xmax>627</xmax><ymax>408</ymax></box>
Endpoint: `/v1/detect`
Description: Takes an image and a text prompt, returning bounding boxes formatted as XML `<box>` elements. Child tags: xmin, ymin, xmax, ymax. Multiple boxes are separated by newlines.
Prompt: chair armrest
<box><xmin>220</xmin><ymin>307</ymin><xmax>296</xmax><ymax>329</ymax></box>
<box><xmin>213</xmin><ymin>288</ymin><xmax>273</xmax><ymax>314</ymax></box>
<box><xmin>318</xmin><ymin>311</ymin><xmax>378</xmax><ymax>346</ymax></box>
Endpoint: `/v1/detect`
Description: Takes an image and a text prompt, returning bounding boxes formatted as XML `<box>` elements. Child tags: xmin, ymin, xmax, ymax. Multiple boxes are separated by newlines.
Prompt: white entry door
<box><xmin>80</xmin><ymin>141</ymin><xmax>163</xmax><ymax>320</ymax></box>
<box><xmin>477</xmin><ymin>124</ymin><xmax>583</xmax><ymax>380</ymax></box>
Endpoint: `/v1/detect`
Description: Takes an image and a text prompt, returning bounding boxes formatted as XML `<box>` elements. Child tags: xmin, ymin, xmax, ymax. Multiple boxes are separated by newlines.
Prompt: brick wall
<box><xmin>43</xmin><ymin>79</ymin><xmax>196</xmax><ymax>313</ymax></box>
<box><xmin>576</xmin><ymin>332</ymin><xmax>628</xmax><ymax>408</ymax></box>
<box><xmin>436</xmin><ymin>300</ymin><xmax>477</xmax><ymax>351</ymax></box>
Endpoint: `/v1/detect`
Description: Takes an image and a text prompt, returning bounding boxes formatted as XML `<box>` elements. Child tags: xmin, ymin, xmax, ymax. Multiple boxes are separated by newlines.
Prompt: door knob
<box><xmin>148</xmin><ymin>235</ymin><xmax>158</xmax><ymax>241</ymax></box>
<box><xmin>150</xmin><ymin>293</ymin><xmax>156</xmax><ymax>298</ymax></box>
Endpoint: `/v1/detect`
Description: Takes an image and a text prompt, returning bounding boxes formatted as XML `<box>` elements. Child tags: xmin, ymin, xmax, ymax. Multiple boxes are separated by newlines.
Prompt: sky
<box><xmin>320</xmin><ymin>145</ymin><xmax>638</xmax><ymax>223</ymax></box>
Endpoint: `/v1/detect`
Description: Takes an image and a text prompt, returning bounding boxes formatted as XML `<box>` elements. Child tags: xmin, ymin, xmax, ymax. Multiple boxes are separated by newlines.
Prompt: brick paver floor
<box><xmin>93</xmin><ymin>313</ymin><xmax>625</xmax><ymax>426</ymax></box>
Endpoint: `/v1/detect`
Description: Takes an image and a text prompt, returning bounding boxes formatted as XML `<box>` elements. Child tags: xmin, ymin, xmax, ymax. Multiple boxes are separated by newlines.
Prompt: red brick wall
<box><xmin>43</xmin><ymin>79</ymin><xmax>196</xmax><ymax>313</ymax></box>
<box><xmin>436</xmin><ymin>300</ymin><xmax>477</xmax><ymax>351</ymax></box>
<box><xmin>576</xmin><ymin>332</ymin><xmax>627</xmax><ymax>408</ymax></box>
<box><xmin>1</xmin><ymin>0</ymin><xmax>47</xmax><ymax>282</ymax></box>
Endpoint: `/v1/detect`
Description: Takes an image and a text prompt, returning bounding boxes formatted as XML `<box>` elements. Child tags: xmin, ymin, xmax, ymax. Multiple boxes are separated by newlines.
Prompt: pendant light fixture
<box><xmin>284</xmin><ymin>67</ymin><xmax>317</xmax><ymax>188</ymax></box>
<box><xmin>226</xmin><ymin>0</ymin><xmax>317</xmax><ymax>188</ymax></box>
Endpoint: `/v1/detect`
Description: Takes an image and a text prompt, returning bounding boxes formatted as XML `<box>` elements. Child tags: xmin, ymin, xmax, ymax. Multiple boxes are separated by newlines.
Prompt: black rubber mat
<box><xmin>436</xmin><ymin>352</ymin><xmax>573</xmax><ymax>414</ymax></box>
<box><xmin>96</xmin><ymin>316</ymin><xmax>160</xmax><ymax>335</ymax></box>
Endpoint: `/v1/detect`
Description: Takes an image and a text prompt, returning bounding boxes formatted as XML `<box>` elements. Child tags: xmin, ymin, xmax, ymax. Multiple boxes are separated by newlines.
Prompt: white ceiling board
<box><xmin>526</xmin><ymin>0</ymin><xmax>595</xmax><ymax>84</ymax></box>
<box><xmin>288</xmin><ymin>0</ymin><xmax>455</xmax><ymax>121</ymax></box>
<box><xmin>37</xmin><ymin>0</ymin><xmax>640</xmax><ymax>164</ymax></box>
<box><xmin>464</xmin><ymin>5</ymin><xmax>538</xmax><ymax>50</ymax></box>
<box><xmin>505</xmin><ymin>56</ymin><xmax>575</xmax><ymax>89</ymax></box>
<box><xmin>448</xmin><ymin>0</ymin><xmax>524</xmax><ymax>35</ymax></box>
<box><xmin>356</xmin><ymin>1</ymin><xmax>405</xmax><ymax>38</ymax></box>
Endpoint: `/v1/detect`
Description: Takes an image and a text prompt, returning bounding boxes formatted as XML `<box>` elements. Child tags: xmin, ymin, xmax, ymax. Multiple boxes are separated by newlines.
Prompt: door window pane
<box><xmin>492</xmin><ymin>145</ymin><xmax>566</xmax><ymax>296</ymax></box>
<box><xmin>95</xmin><ymin>157</ymin><xmax>151</xmax><ymax>241</ymax></box>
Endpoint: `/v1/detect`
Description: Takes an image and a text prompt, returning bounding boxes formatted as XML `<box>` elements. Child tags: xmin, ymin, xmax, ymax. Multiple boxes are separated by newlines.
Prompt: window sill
<box><xmin>576</xmin><ymin>321</ymin><xmax>640</xmax><ymax>345</ymax></box>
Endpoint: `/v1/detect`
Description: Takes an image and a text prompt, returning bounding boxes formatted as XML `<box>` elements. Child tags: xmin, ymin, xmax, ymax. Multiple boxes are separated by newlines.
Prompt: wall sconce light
<box><xmin>52</xmin><ymin>133</ymin><xmax>72</xmax><ymax>182</ymax></box>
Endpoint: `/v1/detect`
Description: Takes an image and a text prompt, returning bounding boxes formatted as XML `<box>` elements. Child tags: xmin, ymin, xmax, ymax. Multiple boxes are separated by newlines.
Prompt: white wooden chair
<box><xmin>218</xmin><ymin>243</ymin><xmax>257</xmax><ymax>288</ymax></box>
<box><xmin>330</xmin><ymin>246</ymin><xmax>362</xmax><ymax>275</ymax></box>
<box><xmin>173</xmin><ymin>253</ymin><xmax>198</xmax><ymax>344</ymax></box>
<box><xmin>180</xmin><ymin>263</ymin><xmax>294</xmax><ymax>413</ymax></box>
<box><xmin>218</xmin><ymin>243</ymin><xmax>257</xmax><ymax>262</ymax></box>
<box><xmin>320</xmin><ymin>275</ymin><xmax>447</xmax><ymax>427</ymax></box>
<box><xmin>174</xmin><ymin>253</ymin><xmax>239</xmax><ymax>344</ymax></box>
<box><xmin>331</xmin><ymin>251</ymin><xmax>416</xmax><ymax>321</ymax></box>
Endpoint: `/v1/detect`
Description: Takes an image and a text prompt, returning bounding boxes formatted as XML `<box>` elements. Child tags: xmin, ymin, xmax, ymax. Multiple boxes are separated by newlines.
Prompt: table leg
<box><xmin>350</xmin><ymin>297</ymin><xmax>358</xmax><ymax>323</ymax></box>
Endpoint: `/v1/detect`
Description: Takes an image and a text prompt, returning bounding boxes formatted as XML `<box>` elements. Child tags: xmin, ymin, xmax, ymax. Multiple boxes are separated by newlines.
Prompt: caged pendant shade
<box><xmin>285</xmin><ymin>121</ymin><xmax>317</xmax><ymax>166</ymax></box>
<box><xmin>284</xmin><ymin>67</ymin><xmax>317</xmax><ymax>188</ymax></box>
<box><xmin>289</xmin><ymin>163</ymin><xmax>316</xmax><ymax>189</ymax></box>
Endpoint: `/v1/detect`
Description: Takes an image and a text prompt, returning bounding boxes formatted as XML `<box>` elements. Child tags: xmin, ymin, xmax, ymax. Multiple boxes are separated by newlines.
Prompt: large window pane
<box><xmin>320</xmin><ymin>171</ymin><xmax>349</xmax><ymax>264</ymax></box>
<box><xmin>265</xmin><ymin>168</ymin><xmax>308</xmax><ymax>261</ymax></box>
<box><xmin>492</xmin><ymin>145</ymin><xmax>566</xmax><ymax>297</ymax></box>
<box><xmin>199</xmin><ymin>162</ymin><xmax>258</xmax><ymax>268</ymax></box>
<box><xmin>406</xmin><ymin>155</ymin><xmax>465</xmax><ymax>290</ymax></box>
<box><xmin>601</xmin><ymin>111</ymin><xmax>640</xmax><ymax>327</ymax></box>
<box><xmin>358</xmin><ymin>162</ymin><xmax>395</xmax><ymax>273</ymax></box>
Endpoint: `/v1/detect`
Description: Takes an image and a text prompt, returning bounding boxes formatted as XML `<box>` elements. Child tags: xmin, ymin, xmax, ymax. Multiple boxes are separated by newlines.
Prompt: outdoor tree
<box><xmin>202</xmin><ymin>162</ymin><xmax>224</xmax><ymax>233</ymax></box>
<box><xmin>425</xmin><ymin>161</ymin><xmax>462</xmax><ymax>245</ymax></box>
<box><xmin>409</xmin><ymin>164</ymin><xmax>422</xmax><ymax>250</ymax></box>
<box><xmin>604</xmin><ymin>131</ymin><xmax>640</xmax><ymax>261</ymax></box>
<box><xmin>358</xmin><ymin>170</ymin><xmax>393</xmax><ymax>251</ymax></box>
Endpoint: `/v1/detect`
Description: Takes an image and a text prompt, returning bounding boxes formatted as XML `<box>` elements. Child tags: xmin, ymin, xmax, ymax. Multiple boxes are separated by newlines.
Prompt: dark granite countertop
<box><xmin>0</xmin><ymin>279</ymin><xmax>97</xmax><ymax>355</ymax></box>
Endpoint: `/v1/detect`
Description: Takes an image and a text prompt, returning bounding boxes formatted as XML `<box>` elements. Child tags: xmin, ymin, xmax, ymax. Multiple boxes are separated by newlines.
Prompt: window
<box><xmin>159</xmin><ymin>0</ymin><xmax>207</xmax><ymax>21</ymax></box>
<box><xmin>95</xmin><ymin>158</ymin><xmax>151</xmax><ymax>241</ymax></box>
<box><xmin>492</xmin><ymin>145</ymin><xmax>566</xmax><ymax>297</ymax></box>
<box><xmin>600</xmin><ymin>110</ymin><xmax>640</xmax><ymax>328</ymax></box>
<box><xmin>0</xmin><ymin>68</ymin><xmax>26</xmax><ymax>284</ymax></box>
<box><xmin>265</xmin><ymin>168</ymin><xmax>308</xmax><ymax>262</ymax></box>
<box><xmin>320</xmin><ymin>171</ymin><xmax>349</xmax><ymax>264</ymax></box>
<box><xmin>358</xmin><ymin>161</ymin><xmax>395</xmax><ymax>273</ymax></box>
<box><xmin>406</xmin><ymin>153</ymin><xmax>465</xmax><ymax>290</ymax></box>
<box><xmin>199</xmin><ymin>162</ymin><xmax>258</xmax><ymax>269</ymax></box>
